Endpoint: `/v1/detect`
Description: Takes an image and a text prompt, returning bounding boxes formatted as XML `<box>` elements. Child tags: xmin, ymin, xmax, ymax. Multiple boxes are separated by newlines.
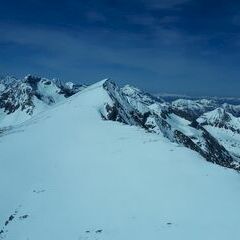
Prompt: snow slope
<box><xmin>1</xmin><ymin>80</ymin><xmax>240</xmax><ymax>240</ymax></box>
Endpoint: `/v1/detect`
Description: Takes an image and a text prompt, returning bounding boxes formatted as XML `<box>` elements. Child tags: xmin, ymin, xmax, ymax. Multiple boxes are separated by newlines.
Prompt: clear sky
<box><xmin>1</xmin><ymin>0</ymin><xmax>240</xmax><ymax>96</ymax></box>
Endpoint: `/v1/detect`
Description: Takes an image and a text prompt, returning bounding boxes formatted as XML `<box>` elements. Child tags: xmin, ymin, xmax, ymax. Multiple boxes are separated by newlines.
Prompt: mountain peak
<box><xmin>198</xmin><ymin>107</ymin><xmax>231</xmax><ymax>126</ymax></box>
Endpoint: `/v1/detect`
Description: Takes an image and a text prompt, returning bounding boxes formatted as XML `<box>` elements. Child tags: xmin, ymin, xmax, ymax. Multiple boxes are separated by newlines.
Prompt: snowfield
<box><xmin>1</xmin><ymin>80</ymin><xmax>240</xmax><ymax>240</ymax></box>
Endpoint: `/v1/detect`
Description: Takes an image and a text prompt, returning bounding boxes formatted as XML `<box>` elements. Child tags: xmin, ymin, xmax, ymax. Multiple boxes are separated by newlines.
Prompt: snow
<box><xmin>168</xmin><ymin>113</ymin><xmax>197</xmax><ymax>136</ymax></box>
<box><xmin>148</xmin><ymin>103</ymin><xmax>163</xmax><ymax>115</ymax></box>
<box><xmin>36</xmin><ymin>79</ymin><xmax>66</xmax><ymax>104</ymax></box>
<box><xmin>222</xmin><ymin>103</ymin><xmax>240</xmax><ymax>117</ymax></box>
<box><xmin>0</xmin><ymin>83</ymin><xmax>5</xmax><ymax>92</ymax></box>
<box><xmin>198</xmin><ymin>108</ymin><xmax>225</xmax><ymax>123</ymax></box>
<box><xmin>1</xmin><ymin>80</ymin><xmax>240</xmax><ymax>239</ymax></box>
<box><xmin>198</xmin><ymin>108</ymin><xmax>240</xmax><ymax>132</ymax></box>
<box><xmin>197</xmin><ymin>109</ymin><xmax>240</xmax><ymax>159</ymax></box>
<box><xmin>0</xmin><ymin>76</ymin><xmax>73</xmax><ymax>128</ymax></box>
<box><xmin>121</xmin><ymin>84</ymin><xmax>155</xmax><ymax>114</ymax></box>
<box><xmin>0</xmin><ymin>96</ymin><xmax>50</xmax><ymax>128</ymax></box>
<box><xmin>204</xmin><ymin>126</ymin><xmax>240</xmax><ymax>160</ymax></box>
<box><xmin>172</xmin><ymin>98</ymin><xmax>215</xmax><ymax>110</ymax></box>
<box><xmin>65</xmin><ymin>82</ymin><xmax>74</xmax><ymax>89</ymax></box>
<box><xmin>121</xmin><ymin>84</ymin><xmax>140</xmax><ymax>95</ymax></box>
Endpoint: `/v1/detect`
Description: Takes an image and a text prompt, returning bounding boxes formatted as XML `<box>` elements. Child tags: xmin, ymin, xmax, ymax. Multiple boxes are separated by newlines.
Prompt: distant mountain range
<box><xmin>154</xmin><ymin>93</ymin><xmax>240</xmax><ymax>105</ymax></box>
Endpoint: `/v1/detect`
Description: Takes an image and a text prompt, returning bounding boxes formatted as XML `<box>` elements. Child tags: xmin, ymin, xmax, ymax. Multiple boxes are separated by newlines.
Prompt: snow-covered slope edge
<box><xmin>1</xmin><ymin>79</ymin><xmax>240</xmax><ymax>240</ymax></box>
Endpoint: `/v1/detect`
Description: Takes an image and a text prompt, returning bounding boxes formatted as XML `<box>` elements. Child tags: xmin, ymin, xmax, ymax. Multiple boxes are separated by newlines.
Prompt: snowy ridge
<box><xmin>1</xmin><ymin>76</ymin><xmax>240</xmax><ymax>170</ymax></box>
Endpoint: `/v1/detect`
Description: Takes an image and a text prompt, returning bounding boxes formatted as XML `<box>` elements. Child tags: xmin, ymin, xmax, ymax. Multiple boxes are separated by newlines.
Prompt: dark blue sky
<box><xmin>1</xmin><ymin>0</ymin><xmax>240</xmax><ymax>96</ymax></box>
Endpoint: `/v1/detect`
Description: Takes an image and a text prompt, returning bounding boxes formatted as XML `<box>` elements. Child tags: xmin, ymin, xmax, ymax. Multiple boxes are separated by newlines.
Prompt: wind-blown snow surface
<box><xmin>1</xmin><ymin>80</ymin><xmax>240</xmax><ymax>240</ymax></box>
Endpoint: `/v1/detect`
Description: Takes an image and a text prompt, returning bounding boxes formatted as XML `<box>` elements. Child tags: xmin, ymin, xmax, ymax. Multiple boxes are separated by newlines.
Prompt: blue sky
<box><xmin>1</xmin><ymin>0</ymin><xmax>240</xmax><ymax>96</ymax></box>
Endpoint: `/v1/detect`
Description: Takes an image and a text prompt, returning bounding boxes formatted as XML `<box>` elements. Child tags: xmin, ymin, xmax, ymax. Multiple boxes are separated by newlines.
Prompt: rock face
<box><xmin>1</xmin><ymin>76</ymin><xmax>240</xmax><ymax>171</ymax></box>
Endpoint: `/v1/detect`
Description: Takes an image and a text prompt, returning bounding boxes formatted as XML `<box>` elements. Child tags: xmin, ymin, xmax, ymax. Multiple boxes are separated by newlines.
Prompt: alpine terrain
<box><xmin>1</xmin><ymin>75</ymin><xmax>240</xmax><ymax>240</ymax></box>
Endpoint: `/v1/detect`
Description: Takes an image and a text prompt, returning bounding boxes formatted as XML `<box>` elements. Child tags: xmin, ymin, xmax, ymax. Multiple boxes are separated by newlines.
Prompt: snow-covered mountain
<box><xmin>154</xmin><ymin>93</ymin><xmax>240</xmax><ymax>117</ymax></box>
<box><xmin>197</xmin><ymin>108</ymin><xmax>240</xmax><ymax>132</ymax></box>
<box><xmin>222</xmin><ymin>103</ymin><xmax>240</xmax><ymax>117</ymax></box>
<box><xmin>170</xmin><ymin>98</ymin><xmax>240</xmax><ymax>119</ymax></box>
<box><xmin>197</xmin><ymin>108</ymin><xmax>240</xmax><ymax>160</ymax></box>
<box><xmin>171</xmin><ymin>98</ymin><xmax>218</xmax><ymax>118</ymax></box>
<box><xmin>1</xmin><ymin>76</ymin><xmax>240</xmax><ymax>239</ymax></box>
<box><xmin>0</xmin><ymin>75</ymin><xmax>85</xmax><ymax>127</ymax></box>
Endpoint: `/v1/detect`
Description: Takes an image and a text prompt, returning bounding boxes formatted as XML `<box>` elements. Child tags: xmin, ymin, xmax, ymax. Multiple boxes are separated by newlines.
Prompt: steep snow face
<box><xmin>0</xmin><ymin>75</ymin><xmax>84</xmax><ymax>127</ymax></box>
<box><xmin>1</xmin><ymin>79</ymin><xmax>240</xmax><ymax>240</ymax></box>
